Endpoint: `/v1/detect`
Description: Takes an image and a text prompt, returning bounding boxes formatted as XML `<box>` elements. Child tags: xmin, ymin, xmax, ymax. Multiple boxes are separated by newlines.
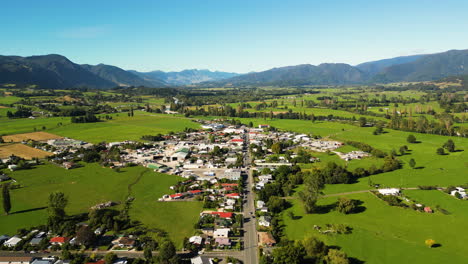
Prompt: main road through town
<box><xmin>242</xmin><ymin>132</ymin><xmax>259</xmax><ymax>264</ymax></box>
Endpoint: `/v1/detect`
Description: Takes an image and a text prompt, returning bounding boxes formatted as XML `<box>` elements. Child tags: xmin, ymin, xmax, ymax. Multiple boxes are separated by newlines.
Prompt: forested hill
<box><xmin>208</xmin><ymin>49</ymin><xmax>468</xmax><ymax>86</ymax></box>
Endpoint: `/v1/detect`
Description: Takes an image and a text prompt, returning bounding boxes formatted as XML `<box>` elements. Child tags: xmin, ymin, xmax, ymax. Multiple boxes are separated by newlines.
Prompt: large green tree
<box><xmin>302</xmin><ymin>235</ymin><xmax>326</xmax><ymax>259</ymax></box>
<box><xmin>2</xmin><ymin>184</ymin><xmax>11</xmax><ymax>215</ymax></box>
<box><xmin>336</xmin><ymin>197</ymin><xmax>358</xmax><ymax>214</ymax></box>
<box><xmin>47</xmin><ymin>192</ymin><xmax>68</xmax><ymax>232</ymax></box>
<box><xmin>271</xmin><ymin>241</ymin><xmax>306</xmax><ymax>264</ymax></box>
<box><xmin>325</xmin><ymin>249</ymin><xmax>349</xmax><ymax>264</ymax></box>
<box><xmin>158</xmin><ymin>240</ymin><xmax>179</xmax><ymax>264</ymax></box>
<box><xmin>299</xmin><ymin>173</ymin><xmax>323</xmax><ymax>213</ymax></box>
<box><xmin>443</xmin><ymin>139</ymin><xmax>456</xmax><ymax>152</ymax></box>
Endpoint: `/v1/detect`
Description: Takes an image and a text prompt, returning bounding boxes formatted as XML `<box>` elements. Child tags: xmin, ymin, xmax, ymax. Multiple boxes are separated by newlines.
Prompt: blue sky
<box><xmin>1</xmin><ymin>0</ymin><xmax>467</xmax><ymax>73</ymax></box>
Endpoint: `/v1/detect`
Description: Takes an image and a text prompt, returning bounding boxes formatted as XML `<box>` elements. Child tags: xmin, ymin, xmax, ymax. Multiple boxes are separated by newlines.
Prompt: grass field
<box><xmin>0</xmin><ymin>143</ymin><xmax>52</xmax><ymax>159</ymax></box>
<box><xmin>283</xmin><ymin>191</ymin><xmax>468</xmax><ymax>263</ymax></box>
<box><xmin>0</xmin><ymin>96</ymin><xmax>22</xmax><ymax>105</ymax></box>
<box><xmin>129</xmin><ymin>172</ymin><xmax>203</xmax><ymax>247</ymax></box>
<box><xmin>0</xmin><ymin>112</ymin><xmax>200</xmax><ymax>143</ymax></box>
<box><xmin>0</xmin><ymin>163</ymin><xmax>202</xmax><ymax>247</ymax></box>
<box><xmin>2</xmin><ymin>131</ymin><xmax>63</xmax><ymax>142</ymax></box>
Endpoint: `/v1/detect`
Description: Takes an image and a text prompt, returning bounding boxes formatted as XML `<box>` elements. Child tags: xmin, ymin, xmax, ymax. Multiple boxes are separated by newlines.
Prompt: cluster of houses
<box><xmin>336</xmin><ymin>150</ymin><xmax>370</xmax><ymax>161</ymax></box>
<box><xmin>191</xmin><ymin>211</ymin><xmax>238</xmax><ymax>250</ymax></box>
<box><xmin>0</xmin><ymin>256</ymin><xmax>129</xmax><ymax>264</ymax></box>
<box><xmin>0</xmin><ymin>226</ymin><xmax>138</xmax><ymax>251</ymax></box>
<box><xmin>107</xmin><ymin>123</ymin><xmax>248</xmax><ymax>181</ymax></box>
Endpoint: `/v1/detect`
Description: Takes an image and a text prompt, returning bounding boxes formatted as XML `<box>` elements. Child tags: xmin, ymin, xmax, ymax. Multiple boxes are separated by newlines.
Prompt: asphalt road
<box><xmin>242</xmin><ymin>133</ymin><xmax>258</xmax><ymax>264</ymax></box>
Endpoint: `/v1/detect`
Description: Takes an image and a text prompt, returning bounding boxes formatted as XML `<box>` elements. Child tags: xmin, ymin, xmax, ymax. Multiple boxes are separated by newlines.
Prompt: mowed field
<box><xmin>283</xmin><ymin>191</ymin><xmax>468</xmax><ymax>264</ymax></box>
<box><xmin>0</xmin><ymin>163</ymin><xmax>202</xmax><ymax>247</ymax></box>
<box><xmin>0</xmin><ymin>143</ymin><xmax>52</xmax><ymax>159</ymax></box>
<box><xmin>0</xmin><ymin>112</ymin><xmax>200</xmax><ymax>143</ymax></box>
<box><xmin>2</xmin><ymin>131</ymin><xmax>63</xmax><ymax>143</ymax></box>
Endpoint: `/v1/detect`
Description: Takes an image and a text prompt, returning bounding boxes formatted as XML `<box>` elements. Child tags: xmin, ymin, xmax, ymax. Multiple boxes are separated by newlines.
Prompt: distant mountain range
<box><xmin>1</xmin><ymin>49</ymin><xmax>468</xmax><ymax>89</ymax></box>
<box><xmin>0</xmin><ymin>54</ymin><xmax>238</xmax><ymax>89</ymax></box>
<box><xmin>212</xmin><ymin>49</ymin><xmax>468</xmax><ymax>86</ymax></box>
<box><xmin>129</xmin><ymin>69</ymin><xmax>239</xmax><ymax>86</ymax></box>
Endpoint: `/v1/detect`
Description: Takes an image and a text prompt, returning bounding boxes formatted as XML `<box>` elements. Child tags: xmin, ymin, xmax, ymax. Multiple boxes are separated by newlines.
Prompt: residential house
<box><xmin>225</xmin><ymin>193</ymin><xmax>240</xmax><ymax>199</ymax></box>
<box><xmin>31</xmin><ymin>259</ymin><xmax>56</xmax><ymax>264</ymax></box>
<box><xmin>112</xmin><ymin>237</ymin><xmax>136</xmax><ymax>248</ymax></box>
<box><xmin>29</xmin><ymin>237</ymin><xmax>44</xmax><ymax>246</ymax></box>
<box><xmin>4</xmin><ymin>236</ymin><xmax>22</xmax><ymax>247</ymax></box>
<box><xmin>424</xmin><ymin>207</ymin><xmax>433</xmax><ymax>213</ymax></box>
<box><xmin>215</xmin><ymin>238</ymin><xmax>231</xmax><ymax>247</ymax></box>
<box><xmin>258</xmin><ymin>216</ymin><xmax>272</xmax><ymax>227</ymax></box>
<box><xmin>213</xmin><ymin>228</ymin><xmax>230</xmax><ymax>238</ymax></box>
<box><xmin>211</xmin><ymin>211</ymin><xmax>233</xmax><ymax>219</ymax></box>
<box><xmin>189</xmin><ymin>236</ymin><xmax>203</xmax><ymax>245</ymax></box>
<box><xmin>190</xmin><ymin>256</ymin><xmax>213</xmax><ymax>264</ymax></box>
<box><xmin>50</xmin><ymin>237</ymin><xmax>69</xmax><ymax>246</ymax></box>
<box><xmin>256</xmin><ymin>200</ymin><xmax>265</xmax><ymax>209</ymax></box>
<box><xmin>0</xmin><ymin>257</ymin><xmax>33</xmax><ymax>264</ymax></box>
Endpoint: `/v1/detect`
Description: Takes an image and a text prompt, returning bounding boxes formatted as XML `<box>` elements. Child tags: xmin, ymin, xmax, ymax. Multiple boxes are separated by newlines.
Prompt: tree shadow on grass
<box><xmin>414</xmin><ymin>166</ymin><xmax>425</xmax><ymax>169</ymax></box>
<box><xmin>350</xmin><ymin>200</ymin><xmax>367</xmax><ymax>214</ymax></box>
<box><xmin>315</xmin><ymin>202</ymin><xmax>337</xmax><ymax>214</ymax></box>
<box><xmin>292</xmin><ymin>215</ymin><xmax>303</xmax><ymax>220</ymax></box>
<box><xmin>11</xmin><ymin>206</ymin><xmax>47</xmax><ymax>215</ymax></box>
<box><xmin>349</xmin><ymin>257</ymin><xmax>366</xmax><ymax>264</ymax></box>
<box><xmin>432</xmin><ymin>243</ymin><xmax>442</xmax><ymax>248</ymax></box>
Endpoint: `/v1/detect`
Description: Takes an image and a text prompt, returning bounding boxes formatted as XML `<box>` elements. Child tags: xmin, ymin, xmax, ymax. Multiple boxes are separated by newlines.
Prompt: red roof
<box><xmin>170</xmin><ymin>193</ymin><xmax>183</xmax><ymax>198</ymax></box>
<box><xmin>424</xmin><ymin>207</ymin><xmax>433</xmax><ymax>213</ymax></box>
<box><xmin>189</xmin><ymin>190</ymin><xmax>202</xmax><ymax>194</ymax></box>
<box><xmin>86</xmin><ymin>260</ymin><xmax>105</xmax><ymax>264</ymax></box>
<box><xmin>211</xmin><ymin>212</ymin><xmax>233</xmax><ymax>218</ymax></box>
<box><xmin>224</xmin><ymin>187</ymin><xmax>234</xmax><ymax>191</ymax></box>
<box><xmin>226</xmin><ymin>193</ymin><xmax>240</xmax><ymax>197</ymax></box>
<box><xmin>50</xmin><ymin>237</ymin><xmax>69</xmax><ymax>243</ymax></box>
<box><xmin>231</xmin><ymin>139</ymin><xmax>244</xmax><ymax>142</ymax></box>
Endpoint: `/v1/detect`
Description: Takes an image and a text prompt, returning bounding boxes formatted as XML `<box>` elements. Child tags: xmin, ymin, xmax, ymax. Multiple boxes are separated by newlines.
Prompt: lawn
<box><xmin>0</xmin><ymin>112</ymin><xmax>200</xmax><ymax>143</ymax></box>
<box><xmin>0</xmin><ymin>96</ymin><xmax>22</xmax><ymax>105</ymax></box>
<box><xmin>129</xmin><ymin>171</ymin><xmax>203</xmax><ymax>248</ymax></box>
<box><xmin>283</xmin><ymin>192</ymin><xmax>468</xmax><ymax>263</ymax></box>
<box><xmin>0</xmin><ymin>163</ymin><xmax>203</xmax><ymax>247</ymax></box>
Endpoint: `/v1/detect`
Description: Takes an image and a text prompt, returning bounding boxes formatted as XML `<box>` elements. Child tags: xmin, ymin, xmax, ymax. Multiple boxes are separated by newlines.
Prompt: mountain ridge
<box><xmin>1</xmin><ymin>49</ymin><xmax>468</xmax><ymax>89</ymax></box>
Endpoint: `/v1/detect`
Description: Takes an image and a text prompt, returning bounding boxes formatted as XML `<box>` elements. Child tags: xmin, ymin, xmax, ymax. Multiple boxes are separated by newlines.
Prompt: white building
<box><xmin>378</xmin><ymin>188</ymin><xmax>400</xmax><ymax>196</ymax></box>
<box><xmin>258</xmin><ymin>216</ymin><xmax>272</xmax><ymax>227</ymax></box>
<box><xmin>190</xmin><ymin>256</ymin><xmax>213</xmax><ymax>264</ymax></box>
<box><xmin>189</xmin><ymin>236</ymin><xmax>203</xmax><ymax>245</ymax></box>
<box><xmin>4</xmin><ymin>236</ymin><xmax>22</xmax><ymax>247</ymax></box>
<box><xmin>213</xmin><ymin>228</ymin><xmax>230</xmax><ymax>238</ymax></box>
<box><xmin>451</xmin><ymin>187</ymin><xmax>467</xmax><ymax>199</ymax></box>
